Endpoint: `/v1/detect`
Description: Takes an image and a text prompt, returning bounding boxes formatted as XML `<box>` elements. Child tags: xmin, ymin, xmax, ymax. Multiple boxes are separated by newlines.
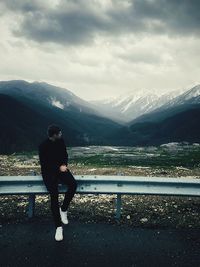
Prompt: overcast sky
<box><xmin>0</xmin><ymin>0</ymin><xmax>200</xmax><ymax>101</ymax></box>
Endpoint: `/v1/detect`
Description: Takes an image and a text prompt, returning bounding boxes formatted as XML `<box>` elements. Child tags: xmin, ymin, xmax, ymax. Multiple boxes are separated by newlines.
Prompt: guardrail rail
<box><xmin>0</xmin><ymin>172</ymin><xmax>200</xmax><ymax>220</ymax></box>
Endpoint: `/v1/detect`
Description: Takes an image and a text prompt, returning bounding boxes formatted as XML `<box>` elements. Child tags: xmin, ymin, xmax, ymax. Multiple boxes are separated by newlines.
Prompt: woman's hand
<box><xmin>59</xmin><ymin>164</ymin><xmax>68</xmax><ymax>172</ymax></box>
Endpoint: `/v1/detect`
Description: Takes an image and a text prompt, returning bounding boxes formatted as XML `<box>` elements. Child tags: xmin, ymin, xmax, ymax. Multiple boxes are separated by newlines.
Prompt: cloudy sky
<box><xmin>0</xmin><ymin>0</ymin><xmax>200</xmax><ymax>101</ymax></box>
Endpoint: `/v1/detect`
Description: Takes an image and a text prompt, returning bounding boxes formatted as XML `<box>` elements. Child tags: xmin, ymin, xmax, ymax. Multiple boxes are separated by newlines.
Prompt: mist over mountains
<box><xmin>0</xmin><ymin>80</ymin><xmax>199</xmax><ymax>154</ymax></box>
<box><xmin>90</xmin><ymin>88</ymin><xmax>187</xmax><ymax>123</ymax></box>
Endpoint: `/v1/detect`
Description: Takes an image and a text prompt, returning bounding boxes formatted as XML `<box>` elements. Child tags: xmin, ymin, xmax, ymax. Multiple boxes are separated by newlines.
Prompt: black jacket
<box><xmin>38</xmin><ymin>137</ymin><xmax>68</xmax><ymax>174</ymax></box>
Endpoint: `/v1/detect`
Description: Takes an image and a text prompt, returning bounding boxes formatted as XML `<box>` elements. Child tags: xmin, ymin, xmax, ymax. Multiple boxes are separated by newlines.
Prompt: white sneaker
<box><xmin>55</xmin><ymin>226</ymin><xmax>63</xmax><ymax>241</ymax></box>
<box><xmin>59</xmin><ymin>207</ymin><xmax>69</xmax><ymax>224</ymax></box>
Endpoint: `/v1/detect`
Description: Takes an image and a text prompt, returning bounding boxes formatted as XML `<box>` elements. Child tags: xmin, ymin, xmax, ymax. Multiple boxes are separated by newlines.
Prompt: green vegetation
<box><xmin>67</xmin><ymin>144</ymin><xmax>200</xmax><ymax>168</ymax></box>
<box><xmin>6</xmin><ymin>144</ymin><xmax>200</xmax><ymax>170</ymax></box>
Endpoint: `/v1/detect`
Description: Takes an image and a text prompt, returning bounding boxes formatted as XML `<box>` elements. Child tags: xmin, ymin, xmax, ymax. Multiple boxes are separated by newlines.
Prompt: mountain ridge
<box><xmin>0</xmin><ymin>79</ymin><xmax>199</xmax><ymax>153</ymax></box>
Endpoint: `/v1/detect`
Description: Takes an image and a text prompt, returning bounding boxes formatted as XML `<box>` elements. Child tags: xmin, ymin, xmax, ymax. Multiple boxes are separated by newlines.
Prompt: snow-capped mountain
<box><xmin>90</xmin><ymin>88</ymin><xmax>186</xmax><ymax>123</ymax></box>
<box><xmin>128</xmin><ymin>84</ymin><xmax>200</xmax><ymax>125</ymax></box>
<box><xmin>158</xmin><ymin>84</ymin><xmax>200</xmax><ymax>109</ymax></box>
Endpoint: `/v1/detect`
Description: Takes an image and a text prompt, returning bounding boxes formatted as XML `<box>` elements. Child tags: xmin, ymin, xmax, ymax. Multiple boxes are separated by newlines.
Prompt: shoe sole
<box><xmin>55</xmin><ymin>238</ymin><xmax>63</xmax><ymax>241</ymax></box>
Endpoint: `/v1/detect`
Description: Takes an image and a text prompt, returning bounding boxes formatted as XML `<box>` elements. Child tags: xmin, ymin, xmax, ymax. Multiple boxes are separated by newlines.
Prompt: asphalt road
<box><xmin>0</xmin><ymin>218</ymin><xmax>200</xmax><ymax>267</ymax></box>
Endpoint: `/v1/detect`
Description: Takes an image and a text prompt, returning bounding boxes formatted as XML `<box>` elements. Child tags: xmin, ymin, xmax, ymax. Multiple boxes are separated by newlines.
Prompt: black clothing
<box><xmin>38</xmin><ymin>137</ymin><xmax>77</xmax><ymax>228</ymax></box>
<box><xmin>48</xmin><ymin>170</ymin><xmax>77</xmax><ymax>228</ymax></box>
<box><xmin>38</xmin><ymin>137</ymin><xmax>68</xmax><ymax>174</ymax></box>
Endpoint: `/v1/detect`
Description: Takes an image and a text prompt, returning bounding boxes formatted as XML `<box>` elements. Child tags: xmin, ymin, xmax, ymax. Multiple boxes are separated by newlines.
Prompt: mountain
<box><xmin>161</xmin><ymin>84</ymin><xmax>200</xmax><ymax>107</ymax></box>
<box><xmin>90</xmin><ymin>88</ymin><xmax>185</xmax><ymax>123</ymax></box>
<box><xmin>0</xmin><ymin>80</ymin><xmax>123</xmax><ymax>154</ymax></box>
<box><xmin>128</xmin><ymin>84</ymin><xmax>200</xmax><ymax>125</ymax></box>
<box><xmin>0</xmin><ymin>80</ymin><xmax>106</xmax><ymax>116</ymax></box>
<box><xmin>1</xmin><ymin>80</ymin><xmax>199</xmax><ymax>153</ymax></box>
<box><xmin>0</xmin><ymin>93</ymin><xmax>49</xmax><ymax>153</ymax></box>
<box><xmin>104</xmin><ymin>85</ymin><xmax>200</xmax><ymax>145</ymax></box>
<box><xmin>107</xmin><ymin>106</ymin><xmax>200</xmax><ymax>146</ymax></box>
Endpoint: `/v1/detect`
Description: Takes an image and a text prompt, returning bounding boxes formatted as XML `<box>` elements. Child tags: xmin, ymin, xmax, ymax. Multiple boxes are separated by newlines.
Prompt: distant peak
<box><xmin>185</xmin><ymin>84</ymin><xmax>200</xmax><ymax>97</ymax></box>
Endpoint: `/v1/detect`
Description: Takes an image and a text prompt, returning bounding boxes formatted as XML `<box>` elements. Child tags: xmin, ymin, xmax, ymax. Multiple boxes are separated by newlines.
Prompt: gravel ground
<box><xmin>1</xmin><ymin>193</ymin><xmax>200</xmax><ymax>229</ymax></box>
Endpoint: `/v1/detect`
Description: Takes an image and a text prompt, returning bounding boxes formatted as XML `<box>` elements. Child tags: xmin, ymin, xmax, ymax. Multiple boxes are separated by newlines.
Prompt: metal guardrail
<box><xmin>0</xmin><ymin>172</ymin><xmax>200</xmax><ymax>220</ymax></box>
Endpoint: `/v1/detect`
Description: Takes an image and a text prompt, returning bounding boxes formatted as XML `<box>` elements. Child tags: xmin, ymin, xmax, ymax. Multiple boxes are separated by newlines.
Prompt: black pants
<box><xmin>42</xmin><ymin>169</ymin><xmax>77</xmax><ymax>228</ymax></box>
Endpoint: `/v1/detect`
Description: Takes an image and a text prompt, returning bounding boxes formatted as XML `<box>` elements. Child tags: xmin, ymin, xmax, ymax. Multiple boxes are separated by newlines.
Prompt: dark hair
<box><xmin>47</xmin><ymin>124</ymin><xmax>61</xmax><ymax>137</ymax></box>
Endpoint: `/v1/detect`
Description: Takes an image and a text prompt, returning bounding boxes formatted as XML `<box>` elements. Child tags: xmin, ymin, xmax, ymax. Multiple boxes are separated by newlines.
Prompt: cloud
<box><xmin>2</xmin><ymin>0</ymin><xmax>200</xmax><ymax>46</ymax></box>
<box><xmin>130</xmin><ymin>0</ymin><xmax>200</xmax><ymax>36</ymax></box>
<box><xmin>2</xmin><ymin>0</ymin><xmax>113</xmax><ymax>45</ymax></box>
<box><xmin>0</xmin><ymin>0</ymin><xmax>200</xmax><ymax>101</ymax></box>
<box><xmin>1</xmin><ymin>0</ymin><xmax>51</xmax><ymax>12</ymax></box>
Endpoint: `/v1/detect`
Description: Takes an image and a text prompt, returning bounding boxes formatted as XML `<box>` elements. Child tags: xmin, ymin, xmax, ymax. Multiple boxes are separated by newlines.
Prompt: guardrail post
<box><xmin>27</xmin><ymin>170</ymin><xmax>36</xmax><ymax>218</ymax></box>
<box><xmin>115</xmin><ymin>172</ymin><xmax>124</xmax><ymax>220</ymax></box>
<box><xmin>115</xmin><ymin>193</ymin><xmax>122</xmax><ymax>220</ymax></box>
